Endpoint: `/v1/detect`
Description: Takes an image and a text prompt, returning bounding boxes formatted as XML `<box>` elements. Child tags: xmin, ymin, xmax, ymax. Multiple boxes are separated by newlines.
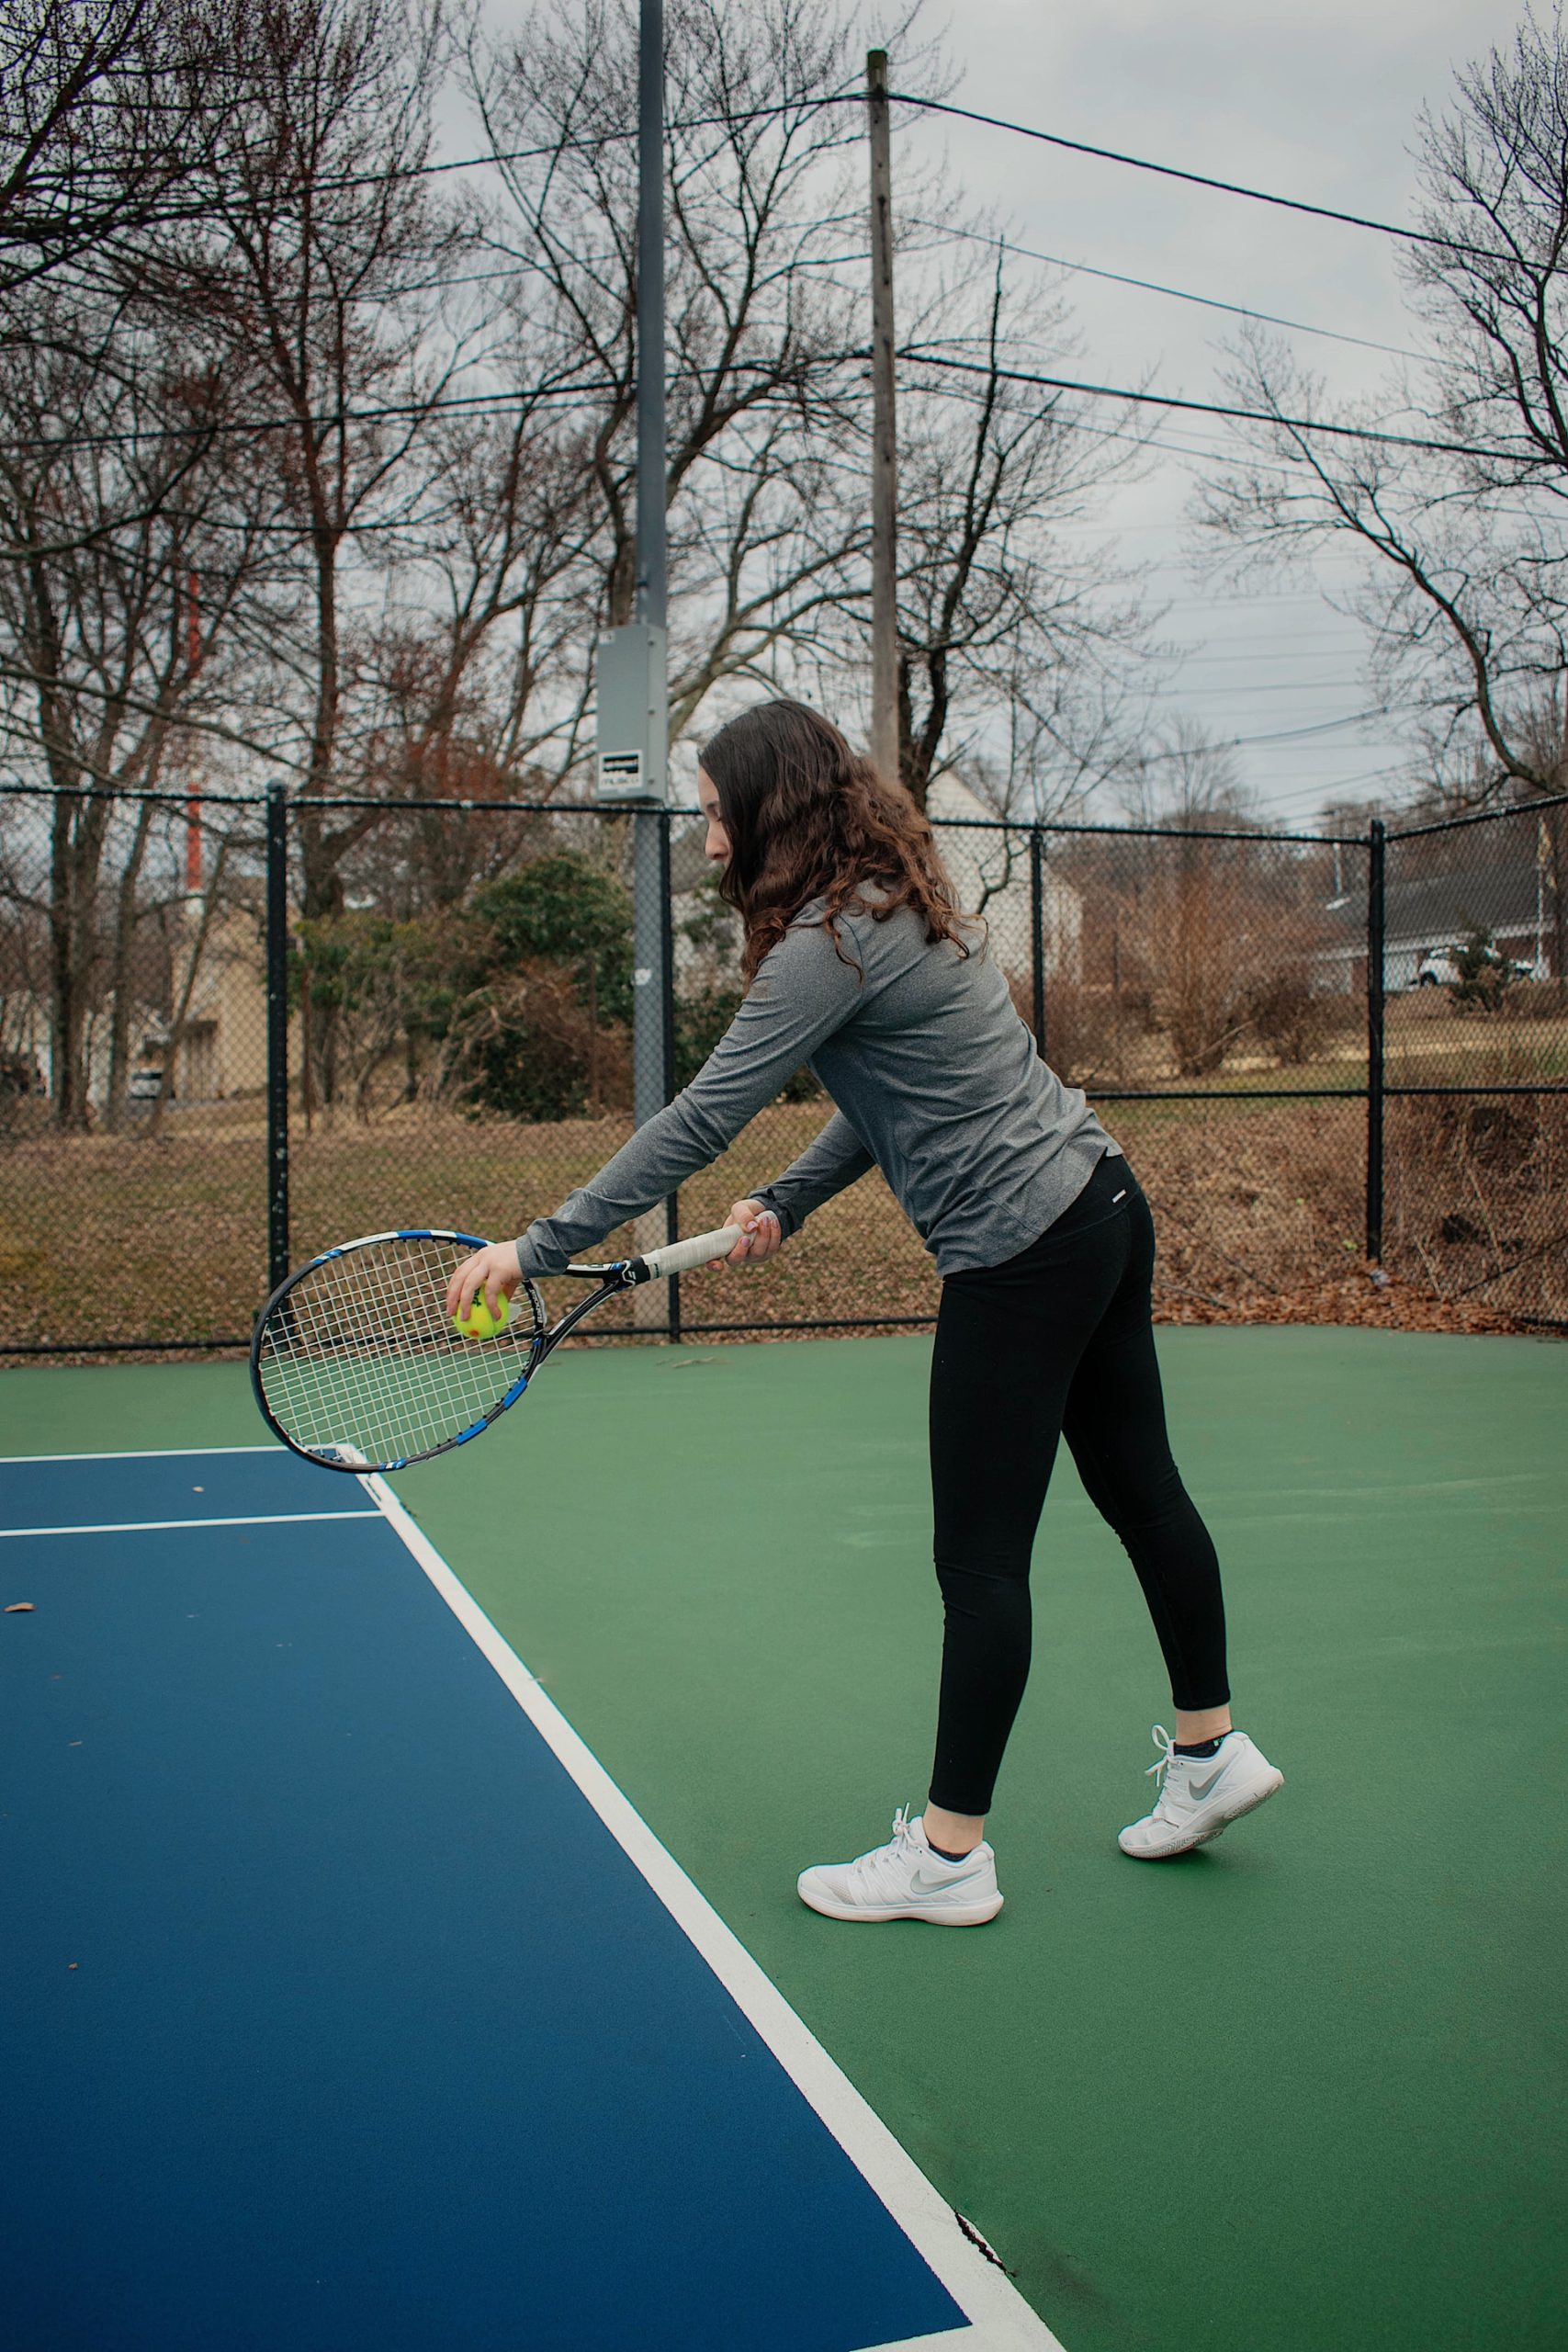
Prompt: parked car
<box><xmin>1415</xmin><ymin>945</ymin><xmax>1542</xmax><ymax>988</ymax></box>
<box><xmin>128</xmin><ymin>1066</ymin><xmax>165</xmax><ymax>1102</ymax></box>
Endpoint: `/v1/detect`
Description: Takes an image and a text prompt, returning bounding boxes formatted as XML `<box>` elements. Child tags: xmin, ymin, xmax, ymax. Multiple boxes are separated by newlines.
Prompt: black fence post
<box><xmin>265</xmin><ymin>782</ymin><xmax>291</xmax><ymax>1294</ymax></box>
<box><xmin>1366</xmin><ymin>818</ymin><xmax>1386</xmax><ymax>1264</ymax></box>
<box><xmin>1030</xmin><ymin>827</ymin><xmax>1047</xmax><ymax>1057</ymax></box>
<box><xmin>660</xmin><ymin>808</ymin><xmax>681</xmax><ymax>1341</ymax></box>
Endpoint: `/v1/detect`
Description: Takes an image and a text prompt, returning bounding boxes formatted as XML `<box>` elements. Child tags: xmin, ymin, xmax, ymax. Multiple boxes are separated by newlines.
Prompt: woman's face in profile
<box><xmin>697</xmin><ymin>766</ymin><xmax>731</xmax><ymax>869</ymax></box>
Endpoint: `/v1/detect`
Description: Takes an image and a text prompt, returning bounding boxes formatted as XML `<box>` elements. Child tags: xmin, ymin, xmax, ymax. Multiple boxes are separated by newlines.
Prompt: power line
<box><xmin>322</xmin><ymin>153</ymin><xmax>1424</xmax><ymax>366</ymax></box>
<box><xmin>1237</xmin><ymin>705</ymin><xmax>1390</xmax><ymax>743</ymax></box>
<box><xmin>0</xmin><ymin>375</ymin><xmax>612</xmax><ymax>458</ymax></box>
<box><xmin>313</xmin><ymin>86</ymin><xmax>1511</xmax><ymax>276</ymax></box>
<box><xmin>310</xmin><ymin>94</ymin><xmax>863</xmax><ymax>195</ymax></box>
<box><xmin>1153</xmin><ymin>678</ymin><xmax>1375</xmax><ymax>697</ymax></box>
<box><xmin>1128</xmin><ymin>706</ymin><xmax>1393</xmax><ymax>763</ymax></box>
<box><xmin>904</xmin><ymin>216</ymin><xmax>1427</xmax><ymax>360</ymax></box>
<box><xmin>1173</xmin><ymin>646</ymin><xmax>1368</xmax><ymax>664</ymax></box>
<box><xmin>17</xmin><ymin>338</ymin><xmax>1485</xmax><ymax>469</ymax></box>
<box><xmin>898</xmin><ymin>360</ymin><xmax>1440</xmax><ymax>493</ymax></box>
<box><xmin>1239</xmin><ymin>767</ymin><xmax>1407</xmax><ymax>791</ymax></box>
<box><xmin>0</xmin><ymin>341</ymin><xmax>865</xmax><ymax>457</ymax></box>
<box><xmin>1261</xmin><ymin>770</ymin><xmax>1401</xmax><ymax>803</ymax></box>
<box><xmin>1158</xmin><ymin>585</ymin><xmax>1368</xmax><ymax>604</ymax></box>
<box><xmin>887</xmin><ymin>93</ymin><xmax>1506</xmax><ymax>261</ymax></box>
<box><xmin>897</xmin><ymin>345</ymin><xmax>1529</xmax><ymax>464</ymax></box>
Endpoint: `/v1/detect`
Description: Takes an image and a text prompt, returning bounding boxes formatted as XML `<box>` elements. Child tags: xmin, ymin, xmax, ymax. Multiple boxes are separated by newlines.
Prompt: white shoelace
<box><xmin>847</xmin><ymin>1804</ymin><xmax>921</xmax><ymax>1900</ymax></box>
<box><xmin>1145</xmin><ymin>1723</ymin><xmax>1232</xmax><ymax>1820</ymax></box>
<box><xmin>1145</xmin><ymin>1724</ymin><xmax>1188</xmax><ymax>1819</ymax></box>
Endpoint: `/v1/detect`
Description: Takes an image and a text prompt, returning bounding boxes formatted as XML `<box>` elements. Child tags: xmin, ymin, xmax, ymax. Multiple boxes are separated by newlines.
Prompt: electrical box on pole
<box><xmin>595</xmin><ymin>622</ymin><xmax>670</xmax><ymax>803</ymax></box>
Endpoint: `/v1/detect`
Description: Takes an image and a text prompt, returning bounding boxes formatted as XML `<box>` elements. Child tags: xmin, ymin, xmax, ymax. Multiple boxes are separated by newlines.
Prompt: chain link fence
<box><xmin>1381</xmin><ymin>798</ymin><xmax>1568</xmax><ymax>1327</ymax></box>
<box><xmin>2</xmin><ymin>782</ymin><xmax>1564</xmax><ymax>1357</ymax></box>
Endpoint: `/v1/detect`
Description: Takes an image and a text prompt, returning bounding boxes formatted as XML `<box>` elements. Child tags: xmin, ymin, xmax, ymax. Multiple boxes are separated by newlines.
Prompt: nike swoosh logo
<box><xmin>1187</xmin><ymin>1766</ymin><xmax>1227</xmax><ymax>1801</ymax></box>
<box><xmin>911</xmin><ymin>1867</ymin><xmax>980</xmax><ymax>1894</ymax></box>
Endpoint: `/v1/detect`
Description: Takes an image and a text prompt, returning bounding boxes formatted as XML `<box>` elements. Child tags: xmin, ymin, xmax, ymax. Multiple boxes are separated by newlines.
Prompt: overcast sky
<box><xmin>457</xmin><ymin>2</ymin><xmax>1529</xmax><ymax>824</ymax></box>
<box><xmin>880</xmin><ymin>0</ymin><xmax>1527</xmax><ymax>824</ymax></box>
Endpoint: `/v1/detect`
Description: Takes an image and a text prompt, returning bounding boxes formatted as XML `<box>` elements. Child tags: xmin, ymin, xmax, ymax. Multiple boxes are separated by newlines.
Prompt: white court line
<box><xmin>362</xmin><ymin>1471</ymin><xmax>1066</xmax><ymax>2352</ymax></box>
<box><xmin>1</xmin><ymin>1445</ymin><xmax>280</xmax><ymax>1464</ymax></box>
<box><xmin>0</xmin><ymin>1510</ymin><xmax>380</xmax><ymax>1540</ymax></box>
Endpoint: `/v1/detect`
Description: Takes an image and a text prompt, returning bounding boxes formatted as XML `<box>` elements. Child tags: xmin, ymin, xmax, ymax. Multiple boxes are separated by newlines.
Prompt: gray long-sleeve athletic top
<box><xmin>511</xmin><ymin>895</ymin><xmax>1121</xmax><ymax>1281</ymax></box>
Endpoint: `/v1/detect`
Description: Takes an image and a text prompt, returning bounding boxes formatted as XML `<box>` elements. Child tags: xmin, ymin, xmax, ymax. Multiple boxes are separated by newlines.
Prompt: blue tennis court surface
<box><xmin>2</xmin><ymin>1446</ymin><xmax>1055</xmax><ymax>2352</ymax></box>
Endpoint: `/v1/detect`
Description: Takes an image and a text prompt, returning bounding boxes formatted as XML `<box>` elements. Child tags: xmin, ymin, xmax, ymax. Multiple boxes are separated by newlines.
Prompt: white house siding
<box><xmin>924</xmin><ymin>776</ymin><xmax>1083</xmax><ymax>986</ymax></box>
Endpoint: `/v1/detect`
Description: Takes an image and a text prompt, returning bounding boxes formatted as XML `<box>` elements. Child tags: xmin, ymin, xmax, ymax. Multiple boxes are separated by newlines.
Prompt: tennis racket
<box><xmin>251</xmin><ymin>1222</ymin><xmax>743</xmax><ymax>1473</ymax></box>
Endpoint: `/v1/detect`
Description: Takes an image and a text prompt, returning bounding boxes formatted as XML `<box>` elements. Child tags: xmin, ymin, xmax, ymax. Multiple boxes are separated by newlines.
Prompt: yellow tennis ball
<box><xmin>454</xmin><ymin>1290</ymin><xmax>512</xmax><ymax>1341</ymax></box>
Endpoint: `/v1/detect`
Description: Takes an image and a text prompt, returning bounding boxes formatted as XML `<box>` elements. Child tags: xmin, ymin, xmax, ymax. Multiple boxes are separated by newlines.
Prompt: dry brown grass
<box><xmin>3</xmin><ymin>1085</ymin><xmax>1561</xmax><ymax>1356</ymax></box>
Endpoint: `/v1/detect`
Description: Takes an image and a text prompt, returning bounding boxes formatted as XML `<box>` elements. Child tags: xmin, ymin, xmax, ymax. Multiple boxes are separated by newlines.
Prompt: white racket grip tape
<box><xmin>637</xmin><ymin>1224</ymin><xmax>745</xmax><ymax>1280</ymax></box>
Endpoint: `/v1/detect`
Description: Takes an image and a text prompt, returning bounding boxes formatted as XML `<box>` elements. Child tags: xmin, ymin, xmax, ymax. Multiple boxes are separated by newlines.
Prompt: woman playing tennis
<box><xmin>449</xmin><ymin>699</ymin><xmax>1283</xmax><ymax>1923</ymax></box>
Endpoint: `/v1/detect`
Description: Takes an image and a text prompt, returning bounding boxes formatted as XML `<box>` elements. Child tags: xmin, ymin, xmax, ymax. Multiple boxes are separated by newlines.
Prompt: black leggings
<box><xmin>927</xmin><ymin>1153</ymin><xmax>1230</xmax><ymax>1815</ymax></box>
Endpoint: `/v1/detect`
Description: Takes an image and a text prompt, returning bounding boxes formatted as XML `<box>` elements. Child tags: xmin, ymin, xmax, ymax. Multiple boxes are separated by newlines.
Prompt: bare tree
<box><xmin>887</xmin><ymin>246</ymin><xmax>1153</xmax><ymax>812</ymax></box>
<box><xmin>469</xmin><ymin>0</ymin><xmax>921</xmax><ymax>754</ymax></box>
<box><xmin>0</xmin><ymin>310</ymin><xmax>276</xmax><ymax>1126</ymax></box>
<box><xmin>163</xmin><ymin>0</ymin><xmax>474</xmax><ymax>921</ymax></box>
<box><xmin>1200</xmin><ymin>10</ymin><xmax>1568</xmax><ymax>816</ymax></box>
<box><xmin>0</xmin><ymin>0</ymin><xmax>227</xmax><ymax>298</ymax></box>
<box><xmin>350</xmin><ymin>390</ymin><xmax>605</xmax><ymax>830</ymax></box>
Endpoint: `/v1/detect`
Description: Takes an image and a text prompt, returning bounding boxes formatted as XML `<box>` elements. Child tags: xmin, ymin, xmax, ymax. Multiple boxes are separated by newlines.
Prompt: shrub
<box><xmin>1243</xmin><ymin>969</ymin><xmax>1339</xmax><ymax>1066</ymax></box>
<box><xmin>464</xmin><ymin>961</ymin><xmax>631</xmax><ymax>1123</ymax></box>
<box><xmin>459</xmin><ymin>854</ymin><xmax>635</xmax><ymax>1119</ymax></box>
<box><xmin>1446</xmin><ymin>927</ymin><xmax>1517</xmax><ymax>1014</ymax></box>
<box><xmin>1014</xmin><ymin>979</ymin><xmax>1134</xmax><ymax>1085</ymax></box>
<box><xmin>469</xmin><ymin>854</ymin><xmax>633</xmax><ymax>1023</ymax></box>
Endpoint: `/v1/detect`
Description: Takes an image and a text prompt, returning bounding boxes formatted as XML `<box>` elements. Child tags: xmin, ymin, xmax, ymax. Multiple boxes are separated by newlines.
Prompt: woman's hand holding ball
<box><xmin>446</xmin><ymin>1241</ymin><xmax>524</xmax><ymax>1336</ymax></box>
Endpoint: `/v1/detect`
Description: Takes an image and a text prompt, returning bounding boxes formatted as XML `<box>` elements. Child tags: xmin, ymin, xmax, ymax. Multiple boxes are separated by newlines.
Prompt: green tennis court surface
<box><xmin>5</xmin><ymin>1326</ymin><xmax>1564</xmax><ymax>2352</ymax></box>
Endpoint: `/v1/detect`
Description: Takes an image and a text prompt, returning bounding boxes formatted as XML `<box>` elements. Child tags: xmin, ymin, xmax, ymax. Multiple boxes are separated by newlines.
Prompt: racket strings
<box><xmin>257</xmin><ymin>1238</ymin><xmax>537</xmax><ymax>1467</ymax></box>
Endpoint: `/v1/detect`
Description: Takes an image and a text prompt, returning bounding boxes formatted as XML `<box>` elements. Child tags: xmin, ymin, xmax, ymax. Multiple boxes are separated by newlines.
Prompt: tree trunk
<box><xmin>1549</xmin><ymin>804</ymin><xmax>1566</xmax><ymax>1011</ymax></box>
<box><xmin>47</xmin><ymin>790</ymin><xmax>111</xmax><ymax>1132</ymax></box>
<box><xmin>103</xmin><ymin>797</ymin><xmax>157</xmax><ymax>1133</ymax></box>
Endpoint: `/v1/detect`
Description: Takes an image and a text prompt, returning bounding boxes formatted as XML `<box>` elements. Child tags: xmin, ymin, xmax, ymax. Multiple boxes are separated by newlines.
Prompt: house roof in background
<box><xmin>1326</xmin><ymin>860</ymin><xmax>1547</xmax><ymax>943</ymax></box>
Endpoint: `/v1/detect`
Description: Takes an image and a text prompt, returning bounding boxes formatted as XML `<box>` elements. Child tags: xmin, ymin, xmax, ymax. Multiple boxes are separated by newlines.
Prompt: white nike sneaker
<box><xmin>797</xmin><ymin>1806</ymin><xmax>1004</xmax><ymax>1925</ymax></box>
<box><xmin>1118</xmin><ymin>1725</ymin><xmax>1284</xmax><ymax>1860</ymax></box>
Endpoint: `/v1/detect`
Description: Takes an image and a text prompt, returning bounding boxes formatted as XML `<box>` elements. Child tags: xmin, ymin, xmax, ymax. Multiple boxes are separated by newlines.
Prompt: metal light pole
<box><xmin>866</xmin><ymin>48</ymin><xmax>899</xmax><ymax>786</ymax></box>
<box><xmin>633</xmin><ymin>0</ymin><xmax>669</xmax><ymax>1140</ymax></box>
<box><xmin>592</xmin><ymin>0</ymin><xmax>674</xmax><ymax>1321</ymax></box>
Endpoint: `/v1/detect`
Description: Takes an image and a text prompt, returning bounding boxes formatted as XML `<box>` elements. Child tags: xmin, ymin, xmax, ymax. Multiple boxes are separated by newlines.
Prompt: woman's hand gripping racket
<box><xmin>250</xmin><ymin>1222</ymin><xmax>747</xmax><ymax>1473</ymax></box>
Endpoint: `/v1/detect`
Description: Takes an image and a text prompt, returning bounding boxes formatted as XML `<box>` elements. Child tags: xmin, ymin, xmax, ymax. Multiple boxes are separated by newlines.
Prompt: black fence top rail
<box><xmin>5</xmin><ymin>779</ymin><xmax>1563</xmax><ymax>849</ymax></box>
<box><xmin>0</xmin><ymin>782</ymin><xmax>265</xmax><ymax>809</ymax></box>
<box><xmin>936</xmin><ymin>813</ymin><xmax>1363</xmax><ymax>850</ymax></box>
<box><xmin>286</xmin><ymin>794</ymin><xmax>609</xmax><ymax>817</ymax></box>
<box><xmin>1095</xmin><ymin>1086</ymin><xmax>1370</xmax><ymax>1101</ymax></box>
<box><xmin>275</xmin><ymin>796</ymin><xmax>1371</xmax><ymax>848</ymax></box>
<box><xmin>1387</xmin><ymin>788</ymin><xmax>1568</xmax><ymax>841</ymax></box>
<box><xmin>3</xmin><ymin>781</ymin><xmax>1368</xmax><ymax>850</ymax></box>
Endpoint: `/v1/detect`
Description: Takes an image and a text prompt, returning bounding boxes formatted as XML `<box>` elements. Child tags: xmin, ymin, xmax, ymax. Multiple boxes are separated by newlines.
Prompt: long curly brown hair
<box><xmin>698</xmin><ymin>699</ymin><xmax>972</xmax><ymax>984</ymax></box>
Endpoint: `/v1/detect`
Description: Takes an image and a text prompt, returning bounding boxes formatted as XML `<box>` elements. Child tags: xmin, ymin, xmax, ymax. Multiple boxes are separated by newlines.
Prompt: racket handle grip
<box><xmin>636</xmin><ymin>1224</ymin><xmax>744</xmax><ymax>1281</ymax></box>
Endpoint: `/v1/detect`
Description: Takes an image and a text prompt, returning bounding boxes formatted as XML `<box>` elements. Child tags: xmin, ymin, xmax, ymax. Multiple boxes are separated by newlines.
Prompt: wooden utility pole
<box><xmin>866</xmin><ymin>48</ymin><xmax>898</xmax><ymax>786</ymax></box>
